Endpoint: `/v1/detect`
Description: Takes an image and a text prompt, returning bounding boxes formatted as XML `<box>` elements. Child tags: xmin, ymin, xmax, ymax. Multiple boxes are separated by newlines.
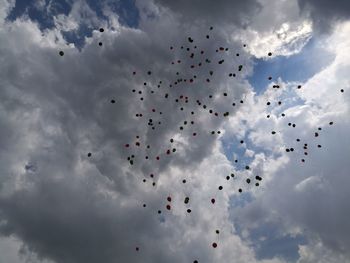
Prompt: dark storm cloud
<box><xmin>298</xmin><ymin>0</ymin><xmax>350</xmax><ymax>32</ymax></box>
<box><xmin>0</xmin><ymin>176</ymin><xmax>187</xmax><ymax>263</ymax></box>
<box><xmin>152</xmin><ymin>0</ymin><xmax>262</xmax><ymax>27</ymax></box>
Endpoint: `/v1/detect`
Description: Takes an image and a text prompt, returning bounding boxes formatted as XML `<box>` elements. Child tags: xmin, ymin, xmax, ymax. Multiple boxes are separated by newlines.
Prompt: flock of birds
<box><xmin>58</xmin><ymin>26</ymin><xmax>344</xmax><ymax>263</ymax></box>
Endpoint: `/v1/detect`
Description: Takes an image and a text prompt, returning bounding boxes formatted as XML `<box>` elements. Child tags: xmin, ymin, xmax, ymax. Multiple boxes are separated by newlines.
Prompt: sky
<box><xmin>0</xmin><ymin>0</ymin><xmax>350</xmax><ymax>263</ymax></box>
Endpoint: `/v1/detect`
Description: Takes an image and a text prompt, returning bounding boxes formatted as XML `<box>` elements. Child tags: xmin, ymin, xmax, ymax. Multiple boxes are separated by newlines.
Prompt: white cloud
<box><xmin>297</xmin><ymin>240</ymin><xmax>350</xmax><ymax>263</ymax></box>
<box><xmin>232</xmin><ymin>0</ymin><xmax>312</xmax><ymax>58</ymax></box>
<box><xmin>227</xmin><ymin>20</ymin><xmax>350</xmax><ymax>262</ymax></box>
<box><xmin>1</xmin><ymin>1</ymin><xmax>350</xmax><ymax>263</ymax></box>
<box><xmin>0</xmin><ymin>0</ymin><xmax>15</xmax><ymax>24</ymax></box>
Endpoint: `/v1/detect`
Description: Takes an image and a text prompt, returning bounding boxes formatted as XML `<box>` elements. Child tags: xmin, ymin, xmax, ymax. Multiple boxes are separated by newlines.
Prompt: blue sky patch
<box><xmin>105</xmin><ymin>0</ymin><xmax>140</xmax><ymax>28</ymax></box>
<box><xmin>232</xmin><ymin>218</ymin><xmax>307</xmax><ymax>262</ymax></box>
<box><xmin>7</xmin><ymin>0</ymin><xmax>71</xmax><ymax>30</ymax></box>
<box><xmin>6</xmin><ymin>0</ymin><xmax>140</xmax><ymax>48</ymax></box>
<box><xmin>250</xmin><ymin>223</ymin><xmax>307</xmax><ymax>262</ymax></box>
<box><xmin>248</xmin><ymin>37</ymin><xmax>335</xmax><ymax>94</ymax></box>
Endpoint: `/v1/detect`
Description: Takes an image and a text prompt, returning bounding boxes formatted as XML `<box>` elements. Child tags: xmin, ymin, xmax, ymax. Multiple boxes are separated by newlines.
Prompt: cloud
<box><xmin>0</xmin><ymin>236</ymin><xmax>24</xmax><ymax>263</ymax></box>
<box><xmin>0</xmin><ymin>0</ymin><xmax>15</xmax><ymax>23</ymax></box>
<box><xmin>240</xmin><ymin>21</ymin><xmax>312</xmax><ymax>58</ymax></box>
<box><xmin>151</xmin><ymin>0</ymin><xmax>262</xmax><ymax>27</ymax></box>
<box><xmin>232</xmin><ymin>0</ymin><xmax>312</xmax><ymax>58</ymax></box>
<box><xmin>298</xmin><ymin>0</ymin><xmax>350</xmax><ymax>33</ymax></box>
<box><xmin>1</xmin><ymin>1</ymin><xmax>350</xmax><ymax>262</ymax></box>
<box><xmin>297</xmin><ymin>240</ymin><xmax>350</xmax><ymax>263</ymax></box>
<box><xmin>228</xmin><ymin>21</ymin><xmax>350</xmax><ymax>261</ymax></box>
<box><xmin>0</xmin><ymin>2</ymin><xmax>275</xmax><ymax>263</ymax></box>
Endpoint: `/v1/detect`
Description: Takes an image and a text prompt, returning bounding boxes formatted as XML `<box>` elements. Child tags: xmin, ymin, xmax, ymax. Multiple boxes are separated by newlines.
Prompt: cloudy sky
<box><xmin>0</xmin><ymin>0</ymin><xmax>350</xmax><ymax>262</ymax></box>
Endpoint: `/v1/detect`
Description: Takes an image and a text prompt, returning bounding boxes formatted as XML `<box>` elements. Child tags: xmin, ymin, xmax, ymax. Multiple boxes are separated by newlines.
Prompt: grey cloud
<box><xmin>0</xmin><ymin>3</ymin><xmax>252</xmax><ymax>262</ymax></box>
<box><xmin>0</xmin><ymin>176</ymin><xmax>185</xmax><ymax>263</ymax></box>
<box><xmin>298</xmin><ymin>0</ymin><xmax>350</xmax><ymax>32</ymax></box>
<box><xmin>152</xmin><ymin>0</ymin><xmax>262</xmax><ymax>27</ymax></box>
